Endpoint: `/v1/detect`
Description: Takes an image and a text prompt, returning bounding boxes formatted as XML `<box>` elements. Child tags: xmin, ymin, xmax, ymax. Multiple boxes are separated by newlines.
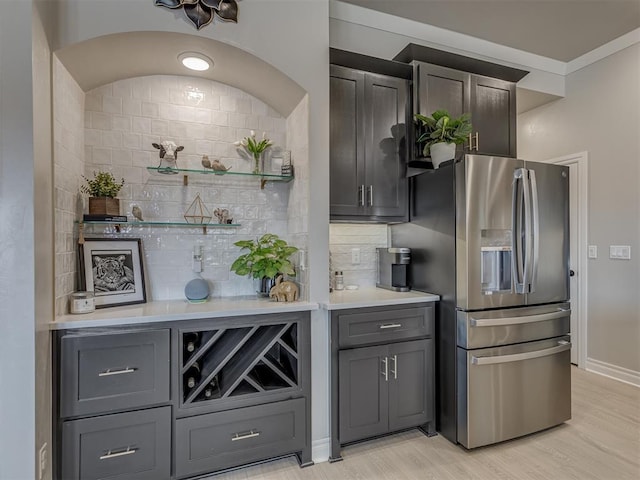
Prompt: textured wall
<box><xmin>79</xmin><ymin>74</ymin><xmax>302</xmax><ymax>300</ymax></box>
<box><xmin>54</xmin><ymin>57</ymin><xmax>85</xmax><ymax>315</ymax></box>
<box><xmin>329</xmin><ymin>223</ymin><xmax>388</xmax><ymax>288</ymax></box>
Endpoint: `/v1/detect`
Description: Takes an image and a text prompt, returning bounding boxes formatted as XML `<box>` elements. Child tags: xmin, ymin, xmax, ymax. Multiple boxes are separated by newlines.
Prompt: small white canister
<box><xmin>69</xmin><ymin>291</ymin><xmax>95</xmax><ymax>314</ymax></box>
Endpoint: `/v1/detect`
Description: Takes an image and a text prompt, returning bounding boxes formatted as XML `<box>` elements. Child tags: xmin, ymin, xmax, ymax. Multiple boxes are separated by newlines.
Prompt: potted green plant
<box><xmin>415</xmin><ymin>109</ymin><xmax>472</xmax><ymax>168</ymax></box>
<box><xmin>230</xmin><ymin>233</ymin><xmax>298</xmax><ymax>296</ymax></box>
<box><xmin>80</xmin><ymin>171</ymin><xmax>125</xmax><ymax>216</ymax></box>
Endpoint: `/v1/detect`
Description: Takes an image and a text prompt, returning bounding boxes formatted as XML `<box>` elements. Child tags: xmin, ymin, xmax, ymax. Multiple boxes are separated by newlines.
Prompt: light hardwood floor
<box><xmin>205</xmin><ymin>367</ymin><xmax>640</xmax><ymax>480</ymax></box>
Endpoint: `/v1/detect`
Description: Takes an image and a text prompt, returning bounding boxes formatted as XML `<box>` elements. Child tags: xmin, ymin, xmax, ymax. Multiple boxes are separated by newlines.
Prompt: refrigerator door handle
<box><xmin>471</xmin><ymin>341</ymin><xmax>571</xmax><ymax>366</ymax></box>
<box><xmin>512</xmin><ymin>169</ymin><xmax>527</xmax><ymax>293</ymax></box>
<box><xmin>522</xmin><ymin>168</ymin><xmax>533</xmax><ymax>293</ymax></box>
<box><xmin>529</xmin><ymin>169</ymin><xmax>540</xmax><ymax>291</ymax></box>
<box><xmin>470</xmin><ymin>308</ymin><xmax>571</xmax><ymax>327</ymax></box>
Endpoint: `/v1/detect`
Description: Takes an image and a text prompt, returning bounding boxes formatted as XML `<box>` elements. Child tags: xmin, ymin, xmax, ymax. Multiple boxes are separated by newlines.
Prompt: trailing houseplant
<box><xmin>230</xmin><ymin>233</ymin><xmax>298</xmax><ymax>296</ymax></box>
<box><xmin>415</xmin><ymin>109</ymin><xmax>472</xmax><ymax>168</ymax></box>
<box><xmin>81</xmin><ymin>171</ymin><xmax>125</xmax><ymax>216</ymax></box>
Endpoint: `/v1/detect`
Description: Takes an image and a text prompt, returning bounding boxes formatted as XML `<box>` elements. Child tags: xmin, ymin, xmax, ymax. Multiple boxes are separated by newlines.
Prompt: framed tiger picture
<box><xmin>79</xmin><ymin>238</ymin><xmax>147</xmax><ymax>308</ymax></box>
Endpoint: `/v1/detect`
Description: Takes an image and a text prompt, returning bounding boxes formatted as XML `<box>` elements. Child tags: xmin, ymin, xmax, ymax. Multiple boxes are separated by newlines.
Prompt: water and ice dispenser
<box><xmin>480</xmin><ymin>229</ymin><xmax>512</xmax><ymax>294</ymax></box>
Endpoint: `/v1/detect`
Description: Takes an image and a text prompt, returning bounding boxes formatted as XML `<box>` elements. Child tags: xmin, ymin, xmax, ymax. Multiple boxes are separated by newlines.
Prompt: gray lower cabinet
<box><xmin>331</xmin><ymin>303</ymin><xmax>435</xmax><ymax>460</ymax></box>
<box><xmin>175</xmin><ymin>398</ymin><xmax>306</xmax><ymax>479</ymax></box>
<box><xmin>338</xmin><ymin>339</ymin><xmax>432</xmax><ymax>444</ymax></box>
<box><xmin>61</xmin><ymin>407</ymin><xmax>171</xmax><ymax>480</ymax></box>
<box><xmin>56</xmin><ymin>312</ymin><xmax>311</xmax><ymax>480</ymax></box>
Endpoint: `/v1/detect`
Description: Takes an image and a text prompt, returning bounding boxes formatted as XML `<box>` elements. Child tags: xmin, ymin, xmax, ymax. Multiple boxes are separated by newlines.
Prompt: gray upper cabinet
<box><xmin>330</xmin><ymin>64</ymin><xmax>409</xmax><ymax>222</ymax></box>
<box><xmin>414</xmin><ymin>62</ymin><xmax>516</xmax><ymax>158</ymax></box>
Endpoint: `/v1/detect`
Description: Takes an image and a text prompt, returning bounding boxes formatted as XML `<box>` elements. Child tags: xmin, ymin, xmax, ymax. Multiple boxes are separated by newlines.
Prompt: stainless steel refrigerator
<box><xmin>391</xmin><ymin>154</ymin><xmax>571</xmax><ymax>448</ymax></box>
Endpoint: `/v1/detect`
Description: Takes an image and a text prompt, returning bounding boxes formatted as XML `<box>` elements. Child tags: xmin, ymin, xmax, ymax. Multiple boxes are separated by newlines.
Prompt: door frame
<box><xmin>542</xmin><ymin>151</ymin><xmax>589</xmax><ymax>369</ymax></box>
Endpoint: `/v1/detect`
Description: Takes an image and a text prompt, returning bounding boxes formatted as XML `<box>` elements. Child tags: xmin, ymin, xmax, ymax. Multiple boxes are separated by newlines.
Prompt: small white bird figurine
<box><xmin>132</xmin><ymin>205</ymin><xmax>144</xmax><ymax>222</ymax></box>
<box><xmin>201</xmin><ymin>155</ymin><xmax>212</xmax><ymax>170</ymax></box>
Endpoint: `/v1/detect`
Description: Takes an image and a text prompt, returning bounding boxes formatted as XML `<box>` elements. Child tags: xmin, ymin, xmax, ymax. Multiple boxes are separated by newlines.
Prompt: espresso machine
<box><xmin>376</xmin><ymin>247</ymin><xmax>411</xmax><ymax>292</ymax></box>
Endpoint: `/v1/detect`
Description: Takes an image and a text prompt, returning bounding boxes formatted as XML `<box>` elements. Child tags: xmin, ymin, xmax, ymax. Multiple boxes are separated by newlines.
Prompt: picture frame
<box><xmin>79</xmin><ymin>238</ymin><xmax>147</xmax><ymax>308</ymax></box>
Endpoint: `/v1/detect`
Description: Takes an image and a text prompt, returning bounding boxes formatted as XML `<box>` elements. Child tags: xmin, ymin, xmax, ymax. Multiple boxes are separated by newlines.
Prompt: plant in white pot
<box><xmin>230</xmin><ymin>233</ymin><xmax>298</xmax><ymax>297</ymax></box>
<box><xmin>81</xmin><ymin>171</ymin><xmax>125</xmax><ymax>216</ymax></box>
<box><xmin>415</xmin><ymin>110</ymin><xmax>472</xmax><ymax>168</ymax></box>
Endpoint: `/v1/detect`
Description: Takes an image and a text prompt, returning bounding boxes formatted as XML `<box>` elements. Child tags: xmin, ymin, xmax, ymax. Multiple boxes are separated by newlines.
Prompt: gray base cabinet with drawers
<box><xmin>54</xmin><ymin>312</ymin><xmax>312</xmax><ymax>480</ymax></box>
<box><xmin>330</xmin><ymin>303</ymin><xmax>436</xmax><ymax>461</ymax></box>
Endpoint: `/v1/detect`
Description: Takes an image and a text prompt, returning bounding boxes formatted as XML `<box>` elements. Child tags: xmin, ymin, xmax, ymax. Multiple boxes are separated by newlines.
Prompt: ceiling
<box><xmin>340</xmin><ymin>0</ymin><xmax>640</xmax><ymax>62</ymax></box>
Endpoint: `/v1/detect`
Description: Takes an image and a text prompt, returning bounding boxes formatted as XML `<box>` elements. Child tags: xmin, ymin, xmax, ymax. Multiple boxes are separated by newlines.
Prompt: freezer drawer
<box><xmin>457</xmin><ymin>302</ymin><xmax>570</xmax><ymax>349</ymax></box>
<box><xmin>457</xmin><ymin>336</ymin><xmax>571</xmax><ymax>449</ymax></box>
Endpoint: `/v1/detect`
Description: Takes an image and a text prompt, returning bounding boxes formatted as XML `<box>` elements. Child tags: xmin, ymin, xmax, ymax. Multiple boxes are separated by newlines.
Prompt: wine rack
<box><xmin>179</xmin><ymin>322</ymin><xmax>299</xmax><ymax>405</ymax></box>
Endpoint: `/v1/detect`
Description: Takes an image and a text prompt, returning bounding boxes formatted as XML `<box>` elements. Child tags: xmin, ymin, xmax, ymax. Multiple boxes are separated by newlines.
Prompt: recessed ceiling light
<box><xmin>178</xmin><ymin>52</ymin><xmax>213</xmax><ymax>71</ymax></box>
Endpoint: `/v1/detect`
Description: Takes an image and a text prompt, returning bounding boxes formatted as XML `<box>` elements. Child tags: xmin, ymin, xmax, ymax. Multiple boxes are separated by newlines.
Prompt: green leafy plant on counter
<box><xmin>415</xmin><ymin>109</ymin><xmax>472</xmax><ymax>156</ymax></box>
<box><xmin>230</xmin><ymin>233</ymin><xmax>298</xmax><ymax>280</ymax></box>
<box><xmin>80</xmin><ymin>171</ymin><xmax>125</xmax><ymax>198</ymax></box>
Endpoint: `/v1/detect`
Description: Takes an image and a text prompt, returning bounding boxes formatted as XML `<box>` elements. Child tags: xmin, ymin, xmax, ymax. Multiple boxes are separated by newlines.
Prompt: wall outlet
<box><xmin>351</xmin><ymin>248</ymin><xmax>361</xmax><ymax>265</ymax></box>
<box><xmin>38</xmin><ymin>443</ymin><xmax>47</xmax><ymax>480</ymax></box>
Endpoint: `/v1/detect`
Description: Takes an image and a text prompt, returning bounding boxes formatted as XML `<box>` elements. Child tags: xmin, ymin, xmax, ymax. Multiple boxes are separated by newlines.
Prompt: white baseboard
<box><xmin>311</xmin><ymin>437</ymin><xmax>331</xmax><ymax>464</ymax></box>
<box><xmin>586</xmin><ymin>358</ymin><xmax>640</xmax><ymax>387</ymax></box>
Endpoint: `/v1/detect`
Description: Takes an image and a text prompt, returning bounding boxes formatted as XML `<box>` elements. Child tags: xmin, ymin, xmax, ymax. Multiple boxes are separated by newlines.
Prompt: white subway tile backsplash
<box><xmin>52</xmin><ymin>74</ymin><xmax>307</xmax><ymax>304</ymax></box>
<box><xmin>141</xmin><ymin>101</ymin><xmax>159</xmax><ymax>118</ymax></box>
<box><xmin>102</xmin><ymin>96</ymin><xmax>122</xmax><ymax>114</ymax></box>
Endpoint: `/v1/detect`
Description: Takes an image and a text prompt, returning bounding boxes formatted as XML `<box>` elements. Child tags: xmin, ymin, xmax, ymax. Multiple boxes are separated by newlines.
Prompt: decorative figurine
<box><xmin>131</xmin><ymin>205</ymin><xmax>144</xmax><ymax>221</ymax></box>
<box><xmin>152</xmin><ymin>140</ymin><xmax>184</xmax><ymax>173</ymax></box>
<box><xmin>201</xmin><ymin>155</ymin><xmax>212</xmax><ymax>170</ymax></box>
<box><xmin>213</xmin><ymin>208</ymin><xmax>230</xmax><ymax>224</ymax></box>
<box><xmin>211</xmin><ymin>159</ymin><xmax>232</xmax><ymax>174</ymax></box>
<box><xmin>184</xmin><ymin>193</ymin><xmax>212</xmax><ymax>224</ymax></box>
<box><xmin>269</xmin><ymin>275</ymin><xmax>299</xmax><ymax>302</ymax></box>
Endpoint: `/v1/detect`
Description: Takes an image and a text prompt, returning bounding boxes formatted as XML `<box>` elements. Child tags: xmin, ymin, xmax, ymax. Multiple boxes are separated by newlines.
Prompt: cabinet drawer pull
<box><xmin>379</xmin><ymin>323</ymin><xmax>402</xmax><ymax>330</ymax></box>
<box><xmin>99</xmin><ymin>447</ymin><xmax>137</xmax><ymax>460</ymax></box>
<box><xmin>231</xmin><ymin>430</ymin><xmax>260</xmax><ymax>442</ymax></box>
<box><xmin>98</xmin><ymin>367</ymin><xmax>137</xmax><ymax>377</ymax></box>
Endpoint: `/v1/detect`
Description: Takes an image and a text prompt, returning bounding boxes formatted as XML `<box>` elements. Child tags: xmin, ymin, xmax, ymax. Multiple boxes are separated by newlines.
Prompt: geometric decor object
<box><xmin>184</xmin><ymin>193</ymin><xmax>212</xmax><ymax>224</ymax></box>
<box><xmin>155</xmin><ymin>0</ymin><xmax>238</xmax><ymax>30</ymax></box>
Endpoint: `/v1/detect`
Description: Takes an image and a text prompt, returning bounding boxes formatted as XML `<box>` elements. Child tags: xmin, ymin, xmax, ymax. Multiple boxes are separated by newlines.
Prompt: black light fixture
<box><xmin>155</xmin><ymin>0</ymin><xmax>238</xmax><ymax>30</ymax></box>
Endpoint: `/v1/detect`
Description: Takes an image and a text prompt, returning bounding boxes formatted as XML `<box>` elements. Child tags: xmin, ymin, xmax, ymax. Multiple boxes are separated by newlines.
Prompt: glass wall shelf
<box><xmin>146</xmin><ymin>166</ymin><xmax>294</xmax><ymax>189</ymax></box>
<box><xmin>78</xmin><ymin>220</ymin><xmax>240</xmax><ymax>237</ymax></box>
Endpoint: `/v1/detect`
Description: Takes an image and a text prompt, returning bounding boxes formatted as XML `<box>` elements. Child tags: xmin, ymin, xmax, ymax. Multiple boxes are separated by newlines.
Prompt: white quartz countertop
<box><xmin>52</xmin><ymin>297</ymin><xmax>319</xmax><ymax>330</ymax></box>
<box><xmin>323</xmin><ymin>287</ymin><xmax>439</xmax><ymax>310</ymax></box>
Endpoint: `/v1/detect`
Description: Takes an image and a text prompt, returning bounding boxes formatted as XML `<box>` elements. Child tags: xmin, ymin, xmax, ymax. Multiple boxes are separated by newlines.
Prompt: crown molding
<box><xmin>566</xmin><ymin>28</ymin><xmax>640</xmax><ymax>75</ymax></box>
<box><xmin>330</xmin><ymin>1</ymin><xmax>639</xmax><ymax>79</ymax></box>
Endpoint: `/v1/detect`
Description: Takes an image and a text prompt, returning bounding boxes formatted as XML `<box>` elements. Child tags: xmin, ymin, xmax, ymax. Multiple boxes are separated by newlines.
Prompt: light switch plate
<box><xmin>609</xmin><ymin>245</ymin><xmax>631</xmax><ymax>260</ymax></box>
<box><xmin>588</xmin><ymin>245</ymin><xmax>597</xmax><ymax>259</ymax></box>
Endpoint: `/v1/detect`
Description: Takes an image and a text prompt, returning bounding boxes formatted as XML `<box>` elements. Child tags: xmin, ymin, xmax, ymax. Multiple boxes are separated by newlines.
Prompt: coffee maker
<box><xmin>376</xmin><ymin>247</ymin><xmax>411</xmax><ymax>292</ymax></box>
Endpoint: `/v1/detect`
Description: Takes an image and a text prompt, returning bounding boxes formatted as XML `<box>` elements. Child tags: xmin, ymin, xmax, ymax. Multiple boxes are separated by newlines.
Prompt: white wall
<box><xmin>0</xmin><ymin>1</ymin><xmax>37</xmax><ymax>478</ymax></box>
<box><xmin>518</xmin><ymin>44</ymin><xmax>640</xmax><ymax>375</ymax></box>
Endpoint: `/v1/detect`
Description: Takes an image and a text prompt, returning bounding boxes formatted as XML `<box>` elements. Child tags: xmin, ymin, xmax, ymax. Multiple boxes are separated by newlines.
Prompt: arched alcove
<box><xmin>55</xmin><ymin>31</ymin><xmax>307</xmax><ymax>117</ymax></box>
<box><xmin>52</xmin><ymin>32</ymin><xmax>310</xmax><ymax>312</ymax></box>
